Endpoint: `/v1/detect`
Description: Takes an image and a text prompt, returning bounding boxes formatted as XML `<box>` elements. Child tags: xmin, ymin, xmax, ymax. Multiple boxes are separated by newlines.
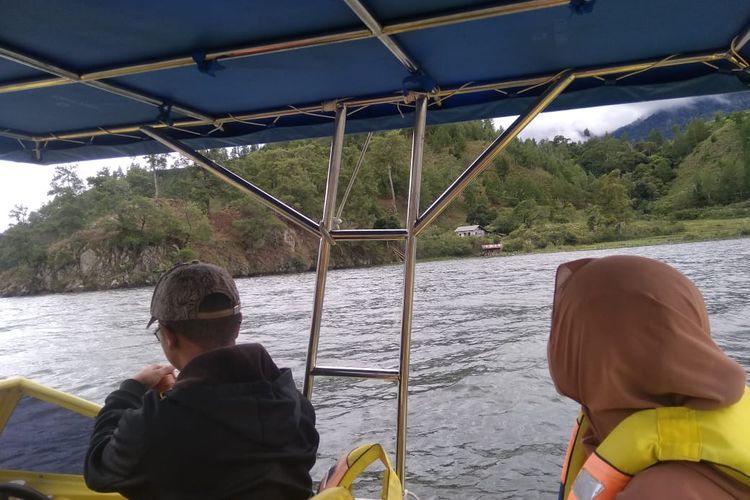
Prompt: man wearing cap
<box><xmin>84</xmin><ymin>262</ymin><xmax>319</xmax><ymax>500</ymax></box>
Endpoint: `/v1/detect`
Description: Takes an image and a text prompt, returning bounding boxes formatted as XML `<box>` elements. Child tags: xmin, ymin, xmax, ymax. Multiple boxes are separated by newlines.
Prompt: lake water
<box><xmin>1</xmin><ymin>239</ymin><xmax>748</xmax><ymax>499</ymax></box>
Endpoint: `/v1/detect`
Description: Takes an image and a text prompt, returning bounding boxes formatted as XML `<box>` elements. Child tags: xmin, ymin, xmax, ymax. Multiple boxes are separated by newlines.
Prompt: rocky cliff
<box><xmin>0</xmin><ymin>223</ymin><xmax>396</xmax><ymax>296</ymax></box>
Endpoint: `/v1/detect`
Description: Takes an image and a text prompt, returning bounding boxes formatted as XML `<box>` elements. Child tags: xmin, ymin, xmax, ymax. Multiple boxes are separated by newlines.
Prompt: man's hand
<box><xmin>132</xmin><ymin>364</ymin><xmax>176</xmax><ymax>392</ymax></box>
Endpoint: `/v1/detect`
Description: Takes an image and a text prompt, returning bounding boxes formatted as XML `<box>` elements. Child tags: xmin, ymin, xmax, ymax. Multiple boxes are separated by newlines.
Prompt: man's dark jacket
<box><xmin>85</xmin><ymin>343</ymin><xmax>319</xmax><ymax>499</ymax></box>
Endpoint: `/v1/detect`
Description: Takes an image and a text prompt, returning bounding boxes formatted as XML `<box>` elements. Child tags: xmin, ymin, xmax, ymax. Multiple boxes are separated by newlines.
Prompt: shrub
<box><xmin>670</xmin><ymin>209</ymin><xmax>701</xmax><ymax>221</ymax></box>
<box><xmin>501</xmin><ymin>238</ymin><xmax>532</xmax><ymax>253</ymax></box>
<box><xmin>699</xmin><ymin>206</ymin><xmax>750</xmax><ymax>219</ymax></box>
<box><xmin>505</xmin><ymin>227</ymin><xmax>548</xmax><ymax>249</ymax></box>
<box><xmin>492</xmin><ymin>208</ymin><xmax>517</xmax><ymax>234</ymax></box>
<box><xmin>504</xmin><ymin>223</ymin><xmax>592</xmax><ymax>250</ymax></box>
<box><xmin>175</xmin><ymin>247</ymin><xmax>198</xmax><ymax>262</ymax></box>
<box><xmin>231</xmin><ymin>199</ymin><xmax>284</xmax><ymax>250</ymax></box>
<box><xmin>670</xmin><ymin>206</ymin><xmax>750</xmax><ymax>221</ymax></box>
<box><xmin>417</xmin><ymin>233</ymin><xmax>481</xmax><ymax>259</ymax></box>
<box><xmin>618</xmin><ymin>221</ymin><xmax>685</xmax><ymax>239</ymax></box>
<box><xmin>288</xmin><ymin>256</ymin><xmax>309</xmax><ymax>272</ymax></box>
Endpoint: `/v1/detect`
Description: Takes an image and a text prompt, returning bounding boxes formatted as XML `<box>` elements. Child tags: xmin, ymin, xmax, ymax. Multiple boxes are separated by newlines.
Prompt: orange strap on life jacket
<box><xmin>568</xmin><ymin>453</ymin><xmax>632</xmax><ymax>500</ymax></box>
<box><xmin>318</xmin><ymin>448</ymin><xmax>351</xmax><ymax>492</ymax></box>
<box><xmin>559</xmin><ymin>412</ymin><xmax>587</xmax><ymax>500</ymax></box>
<box><xmin>560</xmin><ymin>412</ymin><xmax>632</xmax><ymax>500</ymax></box>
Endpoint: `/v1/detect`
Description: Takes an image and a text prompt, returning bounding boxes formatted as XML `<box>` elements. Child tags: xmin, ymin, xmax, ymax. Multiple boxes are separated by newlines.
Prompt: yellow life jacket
<box><xmin>313</xmin><ymin>443</ymin><xmax>402</xmax><ymax>500</ymax></box>
<box><xmin>559</xmin><ymin>387</ymin><xmax>750</xmax><ymax>500</ymax></box>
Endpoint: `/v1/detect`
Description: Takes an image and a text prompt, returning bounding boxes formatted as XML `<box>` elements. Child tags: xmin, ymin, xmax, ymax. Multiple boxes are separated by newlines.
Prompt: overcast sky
<box><xmin>0</xmin><ymin>97</ymin><xmax>698</xmax><ymax>232</ymax></box>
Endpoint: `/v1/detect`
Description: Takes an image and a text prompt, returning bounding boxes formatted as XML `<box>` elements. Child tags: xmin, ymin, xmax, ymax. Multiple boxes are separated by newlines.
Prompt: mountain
<box><xmin>612</xmin><ymin>91</ymin><xmax>750</xmax><ymax>141</ymax></box>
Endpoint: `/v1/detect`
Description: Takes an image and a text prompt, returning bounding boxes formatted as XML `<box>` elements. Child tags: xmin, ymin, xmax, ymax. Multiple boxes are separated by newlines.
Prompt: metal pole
<box><xmin>303</xmin><ymin>105</ymin><xmax>347</xmax><ymax>399</ymax></box>
<box><xmin>336</xmin><ymin>132</ymin><xmax>373</xmax><ymax>222</ymax></box>
<box><xmin>331</xmin><ymin>228</ymin><xmax>407</xmax><ymax>241</ymax></box>
<box><xmin>736</xmin><ymin>24</ymin><xmax>750</xmax><ymax>52</ymax></box>
<box><xmin>0</xmin><ymin>46</ymin><xmax>215</xmax><ymax>124</ymax></box>
<box><xmin>0</xmin><ymin>129</ymin><xmax>35</xmax><ymax>142</ymax></box>
<box><xmin>311</xmin><ymin>366</ymin><xmax>399</xmax><ymax>381</ymax></box>
<box><xmin>0</xmin><ymin>0</ymin><xmax>568</xmax><ymax>96</ymax></box>
<box><xmin>343</xmin><ymin>0</ymin><xmax>421</xmax><ymax>73</ymax></box>
<box><xmin>140</xmin><ymin>127</ymin><xmax>321</xmax><ymax>237</ymax></box>
<box><xmin>415</xmin><ymin>72</ymin><xmax>575</xmax><ymax>235</ymax></box>
<box><xmin>384</xmin><ymin>0</ymin><xmax>568</xmax><ymax>35</ymax></box>
<box><xmin>396</xmin><ymin>95</ymin><xmax>427</xmax><ymax>485</ymax></box>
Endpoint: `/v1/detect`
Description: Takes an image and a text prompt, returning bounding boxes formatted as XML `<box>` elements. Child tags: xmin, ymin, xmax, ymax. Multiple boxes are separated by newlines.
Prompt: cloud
<box><xmin>494</xmin><ymin>97</ymin><xmax>698</xmax><ymax>142</ymax></box>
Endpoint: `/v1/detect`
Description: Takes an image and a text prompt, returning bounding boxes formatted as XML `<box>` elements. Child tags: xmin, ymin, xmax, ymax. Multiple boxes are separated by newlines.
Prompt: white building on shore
<box><xmin>454</xmin><ymin>225</ymin><xmax>485</xmax><ymax>238</ymax></box>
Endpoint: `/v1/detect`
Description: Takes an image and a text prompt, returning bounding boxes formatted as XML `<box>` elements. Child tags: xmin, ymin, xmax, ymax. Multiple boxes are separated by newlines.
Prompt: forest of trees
<box><xmin>2</xmin><ymin>110</ymin><xmax>750</xmax><ymax>292</ymax></box>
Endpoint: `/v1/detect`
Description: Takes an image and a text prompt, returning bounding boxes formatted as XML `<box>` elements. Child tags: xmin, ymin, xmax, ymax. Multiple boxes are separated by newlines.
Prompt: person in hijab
<box><xmin>547</xmin><ymin>255</ymin><xmax>749</xmax><ymax>499</ymax></box>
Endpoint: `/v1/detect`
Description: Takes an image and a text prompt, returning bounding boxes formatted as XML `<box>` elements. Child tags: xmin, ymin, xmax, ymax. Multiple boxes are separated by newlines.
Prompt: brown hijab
<box><xmin>547</xmin><ymin>255</ymin><xmax>748</xmax><ymax>498</ymax></box>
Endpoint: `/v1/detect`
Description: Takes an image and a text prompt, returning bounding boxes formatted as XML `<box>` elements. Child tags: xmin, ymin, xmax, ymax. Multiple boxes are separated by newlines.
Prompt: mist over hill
<box><xmin>613</xmin><ymin>91</ymin><xmax>750</xmax><ymax>141</ymax></box>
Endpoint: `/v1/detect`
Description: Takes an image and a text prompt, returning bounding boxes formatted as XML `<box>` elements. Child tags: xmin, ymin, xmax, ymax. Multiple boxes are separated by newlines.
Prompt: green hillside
<box><xmin>1</xmin><ymin>113</ymin><xmax>749</xmax><ymax>296</ymax></box>
<box><xmin>662</xmin><ymin>115</ymin><xmax>750</xmax><ymax>210</ymax></box>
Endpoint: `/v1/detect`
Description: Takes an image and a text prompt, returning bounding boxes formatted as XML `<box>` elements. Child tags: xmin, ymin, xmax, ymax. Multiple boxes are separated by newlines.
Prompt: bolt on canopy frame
<box><xmin>2</xmin><ymin>0</ymin><xmax>750</xmax><ymax>489</ymax></box>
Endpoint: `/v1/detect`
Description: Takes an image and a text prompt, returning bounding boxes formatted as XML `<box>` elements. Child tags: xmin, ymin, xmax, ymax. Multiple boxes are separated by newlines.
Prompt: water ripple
<box><xmin>0</xmin><ymin>238</ymin><xmax>748</xmax><ymax>498</ymax></box>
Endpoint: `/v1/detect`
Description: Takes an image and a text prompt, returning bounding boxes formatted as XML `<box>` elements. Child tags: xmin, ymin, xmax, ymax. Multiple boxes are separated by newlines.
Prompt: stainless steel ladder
<box><xmin>302</xmin><ymin>98</ymin><xmax>428</xmax><ymax>486</ymax></box>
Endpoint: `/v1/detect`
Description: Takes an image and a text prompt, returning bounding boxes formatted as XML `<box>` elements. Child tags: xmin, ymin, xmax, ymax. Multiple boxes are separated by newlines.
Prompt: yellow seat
<box><xmin>313</xmin><ymin>443</ymin><xmax>402</xmax><ymax>500</ymax></box>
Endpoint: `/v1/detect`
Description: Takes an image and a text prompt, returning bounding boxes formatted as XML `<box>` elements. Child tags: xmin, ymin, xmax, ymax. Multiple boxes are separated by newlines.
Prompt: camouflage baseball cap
<box><xmin>147</xmin><ymin>261</ymin><xmax>241</xmax><ymax>327</ymax></box>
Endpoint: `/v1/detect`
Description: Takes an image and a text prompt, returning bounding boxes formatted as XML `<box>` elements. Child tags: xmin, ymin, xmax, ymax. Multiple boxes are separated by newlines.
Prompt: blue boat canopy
<box><xmin>1</xmin><ymin>0</ymin><xmax>749</xmax><ymax>164</ymax></box>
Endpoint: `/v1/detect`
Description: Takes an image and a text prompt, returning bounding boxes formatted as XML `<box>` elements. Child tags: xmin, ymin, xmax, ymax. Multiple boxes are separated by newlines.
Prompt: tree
<box><xmin>373</xmin><ymin>213</ymin><xmax>400</xmax><ymax>229</ymax></box>
<box><xmin>670</xmin><ymin>118</ymin><xmax>710</xmax><ymax>161</ymax></box>
<box><xmin>0</xmin><ymin>222</ymin><xmax>46</xmax><ymax>270</ymax></box>
<box><xmin>8</xmin><ymin>205</ymin><xmax>28</xmax><ymax>225</ymax></box>
<box><xmin>466</xmin><ymin>202</ymin><xmax>494</xmax><ymax>227</ymax></box>
<box><xmin>126</xmin><ymin>164</ymin><xmax>156</xmax><ymax>197</ymax></box>
<box><xmin>464</xmin><ymin>185</ymin><xmax>495</xmax><ymax>227</ymax></box>
<box><xmin>169</xmin><ymin>201</ymin><xmax>213</xmax><ymax>248</ymax></box>
<box><xmin>231</xmin><ymin>199</ymin><xmax>283</xmax><ymax>250</ymax></box>
<box><xmin>646</xmin><ymin>129</ymin><xmax>664</xmax><ymax>145</ymax></box>
<box><xmin>48</xmin><ymin>165</ymin><xmax>84</xmax><ymax>196</ymax></box>
<box><xmin>594</xmin><ymin>171</ymin><xmax>633</xmax><ymax>224</ymax></box>
<box><xmin>145</xmin><ymin>154</ymin><xmax>168</xmax><ymax>198</ymax></box>
<box><xmin>491</xmin><ymin>208</ymin><xmax>516</xmax><ymax>234</ymax></box>
<box><xmin>715</xmin><ymin>160</ymin><xmax>747</xmax><ymax>204</ymax></box>
<box><xmin>366</xmin><ymin>131</ymin><xmax>410</xmax><ymax>200</ymax></box>
<box><xmin>577</xmin><ymin>136</ymin><xmax>643</xmax><ymax>176</ymax></box>
<box><xmin>651</xmin><ymin>156</ymin><xmax>675</xmax><ymax>185</ymax></box>
<box><xmin>511</xmin><ymin>199</ymin><xmax>544</xmax><ymax>228</ymax></box>
<box><xmin>690</xmin><ymin>177</ymin><xmax>711</xmax><ymax>207</ymax></box>
<box><xmin>84</xmin><ymin>168</ymin><xmax>130</xmax><ymax>216</ymax></box>
<box><xmin>40</xmin><ymin>167</ymin><xmax>89</xmax><ymax>238</ymax></box>
<box><xmin>502</xmin><ymin>168</ymin><xmax>549</xmax><ymax>204</ymax></box>
<box><xmin>109</xmin><ymin>196</ymin><xmax>169</xmax><ymax>249</ymax></box>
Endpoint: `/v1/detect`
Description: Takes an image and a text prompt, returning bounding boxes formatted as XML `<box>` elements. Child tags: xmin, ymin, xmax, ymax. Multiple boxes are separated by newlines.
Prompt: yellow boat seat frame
<box><xmin>0</xmin><ymin>377</ymin><xmax>123</xmax><ymax>500</ymax></box>
<box><xmin>314</xmin><ymin>443</ymin><xmax>403</xmax><ymax>500</ymax></box>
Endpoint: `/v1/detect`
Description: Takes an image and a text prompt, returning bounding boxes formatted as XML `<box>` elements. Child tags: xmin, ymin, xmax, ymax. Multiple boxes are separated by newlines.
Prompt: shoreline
<box><xmin>4</xmin><ymin>232</ymin><xmax>748</xmax><ymax>299</ymax></box>
<box><xmin>531</xmin><ymin>232</ymin><xmax>750</xmax><ymax>255</ymax></box>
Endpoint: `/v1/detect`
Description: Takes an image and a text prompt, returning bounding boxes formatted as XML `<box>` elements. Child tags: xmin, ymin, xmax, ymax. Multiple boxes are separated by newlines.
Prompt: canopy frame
<box><xmin>0</xmin><ymin>46</ymin><xmax>744</xmax><ymax>159</ymax></box>
<box><xmin>0</xmin><ymin>46</ymin><xmax>216</xmax><ymax>125</ymax></box>
<box><xmin>0</xmin><ymin>0</ymin><xmax>568</xmax><ymax>97</ymax></box>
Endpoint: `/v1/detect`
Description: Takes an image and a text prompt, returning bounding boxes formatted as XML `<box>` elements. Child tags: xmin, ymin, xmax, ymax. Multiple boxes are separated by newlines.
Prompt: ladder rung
<box><xmin>311</xmin><ymin>365</ymin><xmax>399</xmax><ymax>381</ymax></box>
<box><xmin>330</xmin><ymin>229</ymin><xmax>408</xmax><ymax>241</ymax></box>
